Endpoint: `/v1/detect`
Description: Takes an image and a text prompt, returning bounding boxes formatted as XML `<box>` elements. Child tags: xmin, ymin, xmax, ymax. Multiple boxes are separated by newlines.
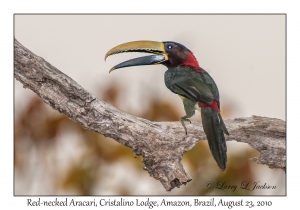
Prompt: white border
<box><xmin>2</xmin><ymin>0</ymin><xmax>296</xmax><ymax>209</ymax></box>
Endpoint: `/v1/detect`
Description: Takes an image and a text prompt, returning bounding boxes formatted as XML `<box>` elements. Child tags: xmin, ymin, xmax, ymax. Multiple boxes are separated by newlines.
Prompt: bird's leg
<box><xmin>180</xmin><ymin>116</ymin><xmax>192</xmax><ymax>135</ymax></box>
<box><xmin>178</xmin><ymin>96</ymin><xmax>196</xmax><ymax>135</ymax></box>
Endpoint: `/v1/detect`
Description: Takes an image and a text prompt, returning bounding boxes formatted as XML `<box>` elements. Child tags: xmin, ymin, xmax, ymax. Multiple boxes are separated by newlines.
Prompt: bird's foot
<box><xmin>180</xmin><ymin>117</ymin><xmax>191</xmax><ymax>135</ymax></box>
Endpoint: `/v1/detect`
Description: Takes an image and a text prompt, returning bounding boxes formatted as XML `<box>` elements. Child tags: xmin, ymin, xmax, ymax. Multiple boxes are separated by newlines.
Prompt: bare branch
<box><xmin>14</xmin><ymin>38</ymin><xmax>286</xmax><ymax>191</ymax></box>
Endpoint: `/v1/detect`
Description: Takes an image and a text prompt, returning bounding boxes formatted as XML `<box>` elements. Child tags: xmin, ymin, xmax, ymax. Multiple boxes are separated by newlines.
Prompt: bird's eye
<box><xmin>167</xmin><ymin>45</ymin><xmax>173</xmax><ymax>50</ymax></box>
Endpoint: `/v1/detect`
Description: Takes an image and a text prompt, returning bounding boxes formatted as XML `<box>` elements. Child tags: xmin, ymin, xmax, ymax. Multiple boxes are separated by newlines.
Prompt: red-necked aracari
<box><xmin>105</xmin><ymin>40</ymin><xmax>229</xmax><ymax>171</ymax></box>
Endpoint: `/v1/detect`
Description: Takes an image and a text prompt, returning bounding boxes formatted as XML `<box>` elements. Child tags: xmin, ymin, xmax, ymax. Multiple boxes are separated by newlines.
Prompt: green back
<box><xmin>164</xmin><ymin>66</ymin><xmax>220</xmax><ymax>106</ymax></box>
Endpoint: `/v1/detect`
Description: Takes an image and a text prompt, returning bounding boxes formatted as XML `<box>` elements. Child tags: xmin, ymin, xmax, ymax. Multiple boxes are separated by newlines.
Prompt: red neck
<box><xmin>180</xmin><ymin>52</ymin><xmax>204</xmax><ymax>73</ymax></box>
<box><xmin>182</xmin><ymin>52</ymin><xmax>199</xmax><ymax>67</ymax></box>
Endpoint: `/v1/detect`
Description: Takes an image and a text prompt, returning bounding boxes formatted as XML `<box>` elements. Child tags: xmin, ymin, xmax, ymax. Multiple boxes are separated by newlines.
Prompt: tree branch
<box><xmin>14</xmin><ymin>38</ymin><xmax>286</xmax><ymax>191</ymax></box>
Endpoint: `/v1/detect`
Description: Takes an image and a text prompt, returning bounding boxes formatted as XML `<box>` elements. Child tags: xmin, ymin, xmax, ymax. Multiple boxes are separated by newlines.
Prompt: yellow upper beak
<box><xmin>104</xmin><ymin>40</ymin><xmax>167</xmax><ymax>61</ymax></box>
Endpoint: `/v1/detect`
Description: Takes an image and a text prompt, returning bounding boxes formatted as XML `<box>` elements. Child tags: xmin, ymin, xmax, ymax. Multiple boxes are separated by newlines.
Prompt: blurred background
<box><xmin>14</xmin><ymin>15</ymin><xmax>285</xmax><ymax>195</ymax></box>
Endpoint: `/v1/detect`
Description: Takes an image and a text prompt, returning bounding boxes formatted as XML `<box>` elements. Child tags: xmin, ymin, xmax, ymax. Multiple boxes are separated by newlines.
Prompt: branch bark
<box><xmin>14</xmin><ymin>38</ymin><xmax>286</xmax><ymax>191</ymax></box>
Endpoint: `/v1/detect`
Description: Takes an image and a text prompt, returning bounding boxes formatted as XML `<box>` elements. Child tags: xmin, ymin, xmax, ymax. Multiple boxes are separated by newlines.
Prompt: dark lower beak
<box><xmin>105</xmin><ymin>40</ymin><xmax>168</xmax><ymax>72</ymax></box>
<box><xmin>109</xmin><ymin>54</ymin><xmax>166</xmax><ymax>73</ymax></box>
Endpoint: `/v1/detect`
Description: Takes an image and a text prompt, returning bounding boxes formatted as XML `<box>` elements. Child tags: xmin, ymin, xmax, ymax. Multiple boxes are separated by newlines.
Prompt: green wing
<box><xmin>165</xmin><ymin>66</ymin><xmax>219</xmax><ymax>106</ymax></box>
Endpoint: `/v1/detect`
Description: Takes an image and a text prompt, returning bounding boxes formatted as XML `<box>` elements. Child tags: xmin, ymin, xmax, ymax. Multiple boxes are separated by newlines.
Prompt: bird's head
<box><xmin>105</xmin><ymin>40</ymin><xmax>200</xmax><ymax>72</ymax></box>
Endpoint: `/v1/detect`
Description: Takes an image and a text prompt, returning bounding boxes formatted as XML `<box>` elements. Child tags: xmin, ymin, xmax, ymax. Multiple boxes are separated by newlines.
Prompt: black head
<box><xmin>162</xmin><ymin>41</ymin><xmax>199</xmax><ymax>68</ymax></box>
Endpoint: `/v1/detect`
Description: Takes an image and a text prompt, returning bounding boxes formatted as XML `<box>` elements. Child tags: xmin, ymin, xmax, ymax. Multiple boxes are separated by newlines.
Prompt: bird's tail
<box><xmin>201</xmin><ymin>107</ymin><xmax>228</xmax><ymax>171</ymax></box>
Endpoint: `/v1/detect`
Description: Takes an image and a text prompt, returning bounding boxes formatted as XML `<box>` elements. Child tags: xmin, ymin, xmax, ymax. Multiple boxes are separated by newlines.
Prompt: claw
<box><xmin>180</xmin><ymin>117</ymin><xmax>191</xmax><ymax>135</ymax></box>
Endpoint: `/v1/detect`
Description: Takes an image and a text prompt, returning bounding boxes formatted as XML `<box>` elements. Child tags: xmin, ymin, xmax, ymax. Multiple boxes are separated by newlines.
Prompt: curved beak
<box><xmin>105</xmin><ymin>40</ymin><xmax>168</xmax><ymax>73</ymax></box>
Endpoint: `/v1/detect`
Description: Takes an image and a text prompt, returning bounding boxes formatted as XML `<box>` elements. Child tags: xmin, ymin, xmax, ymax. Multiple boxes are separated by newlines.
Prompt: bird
<box><xmin>105</xmin><ymin>40</ymin><xmax>229</xmax><ymax>171</ymax></box>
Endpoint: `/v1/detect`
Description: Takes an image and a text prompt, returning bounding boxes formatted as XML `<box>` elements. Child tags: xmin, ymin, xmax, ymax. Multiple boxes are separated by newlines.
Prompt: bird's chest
<box><xmin>164</xmin><ymin>67</ymin><xmax>193</xmax><ymax>87</ymax></box>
